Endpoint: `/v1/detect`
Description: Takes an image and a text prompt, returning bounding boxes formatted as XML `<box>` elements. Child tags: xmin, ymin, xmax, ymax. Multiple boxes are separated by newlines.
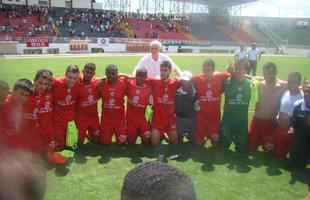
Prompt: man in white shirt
<box><xmin>276</xmin><ymin>72</ymin><xmax>303</xmax><ymax>159</ymax></box>
<box><xmin>234</xmin><ymin>45</ymin><xmax>246</xmax><ymax>62</ymax></box>
<box><xmin>132</xmin><ymin>40</ymin><xmax>182</xmax><ymax>77</ymax></box>
<box><xmin>246</xmin><ymin>43</ymin><xmax>261</xmax><ymax>76</ymax></box>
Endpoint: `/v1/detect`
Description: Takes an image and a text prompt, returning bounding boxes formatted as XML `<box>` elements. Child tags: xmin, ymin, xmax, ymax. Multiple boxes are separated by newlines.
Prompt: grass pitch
<box><xmin>0</xmin><ymin>54</ymin><xmax>310</xmax><ymax>200</ymax></box>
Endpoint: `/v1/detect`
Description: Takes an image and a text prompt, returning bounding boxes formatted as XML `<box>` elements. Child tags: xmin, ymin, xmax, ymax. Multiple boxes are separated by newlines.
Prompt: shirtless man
<box><xmin>248</xmin><ymin>62</ymin><xmax>286</xmax><ymax>154</ymax></box>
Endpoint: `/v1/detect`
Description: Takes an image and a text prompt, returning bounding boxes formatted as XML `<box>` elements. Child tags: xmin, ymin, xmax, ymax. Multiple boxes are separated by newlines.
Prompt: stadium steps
<box><xmin>270</xmin><ymin>27</ymin><xmax>310</xmax><ymax>46</ymax></box>
<box><xmin>173</xmin><ymin>21</ymin><xmax>196</xmax><ymax>41</ymax></box>
<box><xmin>248</xmin><ymin>25</ymin><xmax>274</xmax><ymax>47</ymax></box>
<box><xmin>217</xmin><ymin>25</ymin><xmax>255</xmax><ymax>44</ymax></box>
<box><xmin>186</xmin><ymin>19</ymin><xmax>233</xmax><ymax>42</ymax></box>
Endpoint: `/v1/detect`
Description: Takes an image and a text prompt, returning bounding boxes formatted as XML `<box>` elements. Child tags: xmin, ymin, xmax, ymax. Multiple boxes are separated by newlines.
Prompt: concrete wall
<box><xmin>3</xmin><ymin>0</ymin><xmax>26</xmax><ymax>5</ymax></box>
<box><xmin>73</xmin><ymin>0</ymin><xmax>90</xmax><ymax>9</ymax></box>
<box><xmin>51</xmin><ymin>0</ymin><xmax>66</xmax><ymax>8</ymax></box>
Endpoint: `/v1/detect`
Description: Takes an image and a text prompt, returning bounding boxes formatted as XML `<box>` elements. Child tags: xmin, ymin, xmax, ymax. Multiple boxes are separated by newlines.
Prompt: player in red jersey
<box><xmin>98</xmin><ymin>64</ymin><xmax>127</xmax><ymax>145</ymax></box>
<box><xmin>126</xmin><ymin>68</ymin><xmax>152</xmax><ymax>145</ymax></box>
<box><xmin>76</xmin><ymin>63</ymin><xmax>100</xmax><ymax>145</ymax></box>
<box><xmin>1</xmin><ymin>79</ymin><xmax>34</xmax><ymax>152</ymax></box>
<box><xmin>0</xmin><ymin>80</ymin><xmax>10</xmax><ymax>151</ymax></box>
<box><xmin>150</xmin><ymin>61</ymin><xmax>179</xmax><ymax>147</ymax></box>
<box><xmin>53</xmin><ymin>65</ymin><xmax>80</xmax><ymax>150</ymax></box>
<box><xmin>192</xmin><ymin>59</ymin><xmax>230</xmax><ymax>148</ymax></box>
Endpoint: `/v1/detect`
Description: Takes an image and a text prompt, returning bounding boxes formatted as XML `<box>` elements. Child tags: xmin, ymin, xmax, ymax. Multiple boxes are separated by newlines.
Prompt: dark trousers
<box><xmin>248</xmin><ymin>60</ymin><xmax>257</xmax><ymax>76</ymax></box>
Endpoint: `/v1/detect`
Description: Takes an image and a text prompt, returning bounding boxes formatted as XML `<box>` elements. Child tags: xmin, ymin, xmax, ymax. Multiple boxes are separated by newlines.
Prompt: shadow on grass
<box><xmin>290</xmin><ymin>168</ymin><xmax>310</xmax><ymax>191</ymax></box>
<box><xmin>48</xmin><ymin>140</ymin><xmax>307</xmax><ymax>179</ymax></box>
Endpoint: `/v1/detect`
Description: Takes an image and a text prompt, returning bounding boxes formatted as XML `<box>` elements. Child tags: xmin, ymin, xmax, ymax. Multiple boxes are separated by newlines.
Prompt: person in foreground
<box><xmin>121</xmin><ymin>161</ymin><xmax>196</xmax><ymax>200</ymax></box>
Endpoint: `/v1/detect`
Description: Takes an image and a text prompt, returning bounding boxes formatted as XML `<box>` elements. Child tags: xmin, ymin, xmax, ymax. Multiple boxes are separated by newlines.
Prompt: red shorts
<box><xmin>248</xmin><ymin>117</ymin><xmax>277</xmax><ymax>153</ymax></box>
<box><xmin>196</xmin><ymin>112</ymin><xmax>220</xmax><ymax>147</ymax></box>
<box><xmin>126</xmin><ymin>118</ymin><xmax>151</xmax><ymax>144</ymax></box>
<box><xmin>76</xmin><ymin>117</ymin><xmax>100</xmax><ymax>145</ymax></box>
<box><xmin>152</xmin><ymin>120</ymin><xmax>177</xmax><ymax>136</ymax></box>
<box><xmin>54</xmin><ymin>121</ymin><xmax>68</xmax><ymax>150</ymax></box>
<box><xmin>100</xmin><ymin>118</ymin><xmax>126</xmax><ymax>145</ymax></box>
<box><xmin>38</xmin><ymin>126</ymin><xmax>56</xmax><ymax>151</ymax></box>
<box><xmin>275</xmin><ymin>126</ymin><xmax>296</xmax><ymax>159</ymax></box>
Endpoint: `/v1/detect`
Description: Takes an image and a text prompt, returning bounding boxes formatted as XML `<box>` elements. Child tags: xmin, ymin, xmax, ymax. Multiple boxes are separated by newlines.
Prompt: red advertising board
<box><xmin>26</xmin><ymin>38</ymin><xmax>49</xmax><ymax>47</ymax></box>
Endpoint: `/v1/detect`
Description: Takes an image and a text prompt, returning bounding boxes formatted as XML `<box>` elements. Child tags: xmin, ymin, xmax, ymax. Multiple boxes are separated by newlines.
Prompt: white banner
<box><xmin>97</xmin><ymin>38</ymin><xmax>109</xmax><ymax>46</ymax></box>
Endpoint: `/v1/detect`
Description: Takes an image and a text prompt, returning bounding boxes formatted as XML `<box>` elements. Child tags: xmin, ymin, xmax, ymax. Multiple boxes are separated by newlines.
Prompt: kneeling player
<box><xmin>126</xmin><ymin>68</ymin><xmax>152</xmax><ymax>145</ymax></box>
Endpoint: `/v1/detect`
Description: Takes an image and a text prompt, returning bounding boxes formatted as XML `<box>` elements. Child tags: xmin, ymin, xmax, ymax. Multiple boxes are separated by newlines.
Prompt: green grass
<box><xmin>0</xmin><ymin>55</ymin><xmax>310</xmax><ymax>200</ymax></box>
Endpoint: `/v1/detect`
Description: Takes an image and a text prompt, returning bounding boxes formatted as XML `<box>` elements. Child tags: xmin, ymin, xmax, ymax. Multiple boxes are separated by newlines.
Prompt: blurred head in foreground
<box><xmin>121</xmin><ymin>161</ymin><xmax>196</xmax><ymax>200</ymax></box>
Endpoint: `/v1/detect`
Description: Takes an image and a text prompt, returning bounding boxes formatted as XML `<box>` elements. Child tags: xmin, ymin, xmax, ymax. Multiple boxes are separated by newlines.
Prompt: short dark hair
<box><xmin>65</xmin><ymin>64</ymin><xmax>80</xmax><ymax>75</ymax></box>
<box><xmin>13</xmin><ymin>79</ymin><xmax>34</xmax><ymax>94</ymax></box>
<box><xmin>0</xmin><ymin>150</ymin><xmax>46</xmax><ymax>200</ymax></box>
<box><xmin>136</xmin><ymin>68</ymin><xmax>148</xmax><ymax>77</ymax></box>
<box><xmin>121</xmin><ymin>161</ymin><xmax>196</xmax><ymax>200</ymax></box>
<box><xmin>0</xmin><ymin>80</ymin><xmax>9</xmax><ymax>93</ymax></box>
<box><xmin>106</xmin><ymin>64</ymin><xmax>118</xmax><ymax>71</ymax></box>
<box><xmin>84</xmin><ymin>63</ymin><xmax>96</xmax><ymax>70</ymax></box>
<box><xmin>263</xmin><ymin>62</ymin><xmax>277</xmax><ymax>72</ymax></box>
<box><xmin>160</xmin><ymin>60</ymin><xmax>172</xmax><ymax>70</ymax></box>
<box><xmin>236</xmin><ymin>58</ymin><xmax>250</xmax><ymax>70</ymax></box>
<box><xmin>203</xmin><ymin>59</ymin><xmax>215</xmax><ymax>68</ymax></box>
<box><xmin>288</xmin><ymin>72</ymin><xmax>302</xmax><ymax>83</ymax></box>
<box><xmin>34</xmin><ymin>69</ymin><xmax>53</xmax><ymax>81</ymax></box>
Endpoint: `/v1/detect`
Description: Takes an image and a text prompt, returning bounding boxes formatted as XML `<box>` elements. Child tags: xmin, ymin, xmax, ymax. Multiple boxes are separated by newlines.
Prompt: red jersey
<box><xmin>192</xmin><ymin>72</ymin><xmax>230</xmax><ymax>119</ymax></box>
<box><xmin>76</xmin><ymin>79</ymin><xmax>99</xmax><ymax>121</ymax></box>
<box><xmin>99</xmin><ymin>77</ymin><xmax>127</xmax><ymax>120</ymax></box>
<box><xmin>37</xmin><ymin>91</ymin><xmax>54</xmax><ymax>140</ymax></box>
<box><xmin>53</xmin><ymin>77</ymin><xmax>79</xmax><ymax>122</ymax></box>
<box><xmin>149</xmin><ymin>78</ymin><xmax>179</xmax><ymax>123</ymax></box>
<box><xmin>126</xmin><ymin>78</ymin><xmax>152</xmax><ymax>121</ymax></box>
<box><xmin>22</xmin><ymin>93</ymin><xmax>40</xmax><ymax>134</ymax></box>
<box><xmin>1</xmin><ymin>95</ymin><xmax>26</xmax><ymax>147</ymax></box>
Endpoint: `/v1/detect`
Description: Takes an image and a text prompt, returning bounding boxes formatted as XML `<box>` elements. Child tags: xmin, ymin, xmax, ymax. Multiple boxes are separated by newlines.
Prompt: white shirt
<box><xmin>234</xmin><ymin>49</ymin><xmax>246</xmax><ymax>61</ymax></box>
<box><xmin>134</xmin><ymin>53</ymin><xmax>180</xmax><ymax>78</ymax></box>
<box><xmin>279</xmin><ymin>90</ymin><xmax>304</xmax><ymax>117</ymax></box>
<box><xmin>247</xmin><ymin>48</ymin><xmax>261</xmax><ymax>61</ymax></box>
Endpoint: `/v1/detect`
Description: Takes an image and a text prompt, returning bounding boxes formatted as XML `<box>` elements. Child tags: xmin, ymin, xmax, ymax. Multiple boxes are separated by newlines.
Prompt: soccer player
<box><xmin>290</xmin><ymin>79</ymin><xmax>310</xmax><ymax>170</ymax></box>
<box><xmin>132</xmin><ymin>40</ymin><xmax>181</xmax><ymax>78</ymax></box>
<box><xmin>121</xmin><ymin>161</ymin><xmax>196</xmax><ymax>200</ymax></box>
<box><xmin>150</xmin><ymin>60</ymin><xmax>179</xmax><ymax>147</ymax></box>
<box><xmin>1</xmin><ymin>79</ymin><xmax>34</xmax><ymax>152</ymax></box>
<box><xmin>53</xmin><ymin>65</ymin><xmax>80</xmax><ymax>150</ymax></box>
<box><xmin>175</xmin><ymin>71</ymin><xmax>197</xmax><ymax>143</ymax></box>
<box><xmin>220</xmin><ymin>59</ymin><xmax>255</xmax><ymax>153</ymax></box>
<box><xmin>276</xmin><ymin>72</ymin><xmax>303</xmax><ymax>159</ymax></box>
<box><xmin>192</xmin><ymin>59</ymin><xmax>230</xmax><ymax>148</ymax></box>
<box><xmin>98</xmin><ymin>64</ymin><xmax>127</xmax><ymax>145</ymax></box>
<box><xmin>246</xmin><ymin>43</ymin><xmax>261</xmax><ymax>76</ymax></box>
<box><xmin>126</xmin><ymin>68</ymin><xmax>152</xmax><ymax>145</ymax></box>
<box><xmin>76</xmin><ymin>63</ymin><xmax>100</xmax><ymax>145</ymax></box>
<box><xmin>248</xmin><ymin>62</ymin><xmax>287</xmax><ymax>154</ymax></box>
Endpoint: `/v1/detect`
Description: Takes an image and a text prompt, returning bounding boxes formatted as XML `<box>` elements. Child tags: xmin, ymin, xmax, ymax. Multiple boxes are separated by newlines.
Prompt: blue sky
<box><xmin>96</xmin><ymin>0</ymin><xmax>310</xmax><ymax>18</ymax></box>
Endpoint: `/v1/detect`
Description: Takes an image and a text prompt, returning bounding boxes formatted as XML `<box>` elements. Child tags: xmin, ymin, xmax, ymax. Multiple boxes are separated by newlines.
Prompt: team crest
<box><xmin>109</xmin><ymin>98</ymin><xmax>115</xmax><ymax>105</ymax></box>
<box><xmin>163</xmin><ymin>94</ymin><xmax>168</xmax><ymax>100</ymax></box>
<box><xmin>133</xmin><ymin>96</ymin><xmax>139</xmax><ymax>103</ymax></box>
<box><xmin>110</xmin><ymin>91</ymin><xmax>115</xmax><ymax>97</ymax></box>
<box><xmin>88</xmin><ymin>95</ymin><xmax>94</xmax><ymax>101</ymax></box>
<box><xmin>66</xmin><ymin>95</ymin><xmax>72</xmax><ymax>102</ymax></box>
<box><xmin>207</xmin><ymin>83</ymin><xmax>212</xmax><ymax>89</ymax></box>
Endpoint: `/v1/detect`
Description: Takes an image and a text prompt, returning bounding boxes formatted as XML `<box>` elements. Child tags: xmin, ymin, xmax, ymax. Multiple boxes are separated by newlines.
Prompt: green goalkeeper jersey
<box><xmin>222</xmin><ymin>77</ymin><xmax>256</xmax><ymax>125</ymax></box>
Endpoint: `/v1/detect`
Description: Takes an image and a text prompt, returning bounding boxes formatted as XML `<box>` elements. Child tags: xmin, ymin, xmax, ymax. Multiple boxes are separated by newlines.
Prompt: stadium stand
<box><xmin>270</xmin><ymin>27</ymin><xmax>310</xmax><ymax>46</ymax></box>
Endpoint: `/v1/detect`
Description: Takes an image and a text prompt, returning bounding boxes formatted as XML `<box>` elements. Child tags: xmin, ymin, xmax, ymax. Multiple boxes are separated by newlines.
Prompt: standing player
<box><xmin>53</xmin><ymin>65</ymin><xmax>80</xmax><ymax>150</ymax></box>
<box><xmin>248</xmin><ymin>62</ymin><xmax>286</xmax><ymax>155</ymax></box>
<box><xmin>234</xmin><ymin>45</ymin><xmax>246</xmax><ymax>62</ymax></box>
<box><xmin>246</xmin><ymin>43</ymin><xmax>261</xmax><ymax>76</ymax></box>
<box><xmin>192</xmin><ymin>59</ymin><xmax>230</xmax><ymax>148</ymax></box>
<box><xmin>1</xmin><ymin>79</ymin><xmax>34</xmax><ymax>152</ymax></box>
<box><xmin>150</xmin><ymin>61</ymin><xmax>179</xmax><ymax>147</ymax></box>
<box><xmin>290</xmin><ymin>80</ymin><xmax>310</xmax><ymax>170</ymax></box>
<box><xmin>220</xmin><ymin>59</ymin><xmax>255</xmax><ymax>153</ymax></box>
<box><xmin>275</xmin><ymin>72</ymin><xmax>303</xmax><ymax>159</ymax></box>
<box><xmin>132</xmin><ymin>40</ymin><xmax>181</xmax><ymax>78</ymax></box>
<box><xmin>76</xmin><ymin>63</ymin><xmax>100</xmax><ymax>145</ymax></box>
<box><xmin>126</xmin><ymin>68</ymin><xmax>152</xmax><ymax>145</ymax></box>
<box><xmin>99</xmin><ymin>64</ymin><xmax>127</xmax><ymax>145</ymax></box>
